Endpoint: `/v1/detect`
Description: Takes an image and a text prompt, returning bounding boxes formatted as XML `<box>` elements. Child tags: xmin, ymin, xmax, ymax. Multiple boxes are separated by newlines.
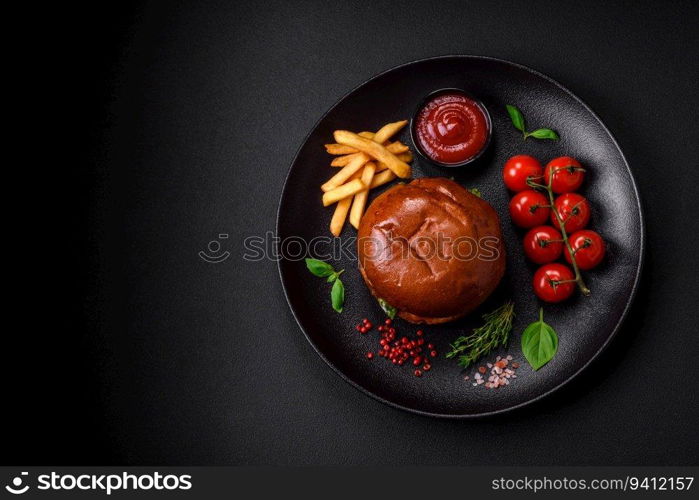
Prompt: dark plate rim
<box><xmin>275</xmin><ymin>54</ymin><xmax>646</xmax><ymax>419</ymax></box>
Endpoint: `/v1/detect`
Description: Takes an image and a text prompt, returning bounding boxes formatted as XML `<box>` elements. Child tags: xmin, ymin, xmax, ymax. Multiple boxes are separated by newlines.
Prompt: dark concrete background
<box><xmin>8</xmin><ymin>0</ymin><xmax>698</xmax><ymax>465</ymax></box>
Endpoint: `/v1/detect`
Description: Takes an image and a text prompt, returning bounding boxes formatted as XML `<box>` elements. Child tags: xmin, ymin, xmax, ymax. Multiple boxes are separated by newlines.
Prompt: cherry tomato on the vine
<box><xmin>503</xmin><ymin>155</ymin><xmax>543</xmax><ymax>192</ymax></box>
<box><xmin>565</xmin><ymin>229</ymin><xmax>606</xmax><ymax>270</ymax></box>
<box><xmin>509</xmin><ymin>190</ymin><xmax>550</xmax><ymax>228</ymax></box>
<box><xmin>544</xmin><ymin>156</ymin><xmax>585</xmax><ymax>193</ymax></box>
<box><xmin>551</xmin><ymin>193</ymin><xmax>590</xmax><ymax>233</ymax></box>
<box><xmin>523</xmin><ymin>226</ymin><xmax>564</xmax><ymax>264</ymax></box>
<box><xmin>533</xmin><ymin>263</ymin><xmax>576</xmax><ymax>303</ymax></box>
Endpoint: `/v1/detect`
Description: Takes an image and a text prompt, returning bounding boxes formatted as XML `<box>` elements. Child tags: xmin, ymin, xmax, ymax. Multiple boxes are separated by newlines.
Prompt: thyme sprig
<box><xmin>446</xmin><ymin>302</ymin><xmax>515</xmax><ymax>368</ymax></box>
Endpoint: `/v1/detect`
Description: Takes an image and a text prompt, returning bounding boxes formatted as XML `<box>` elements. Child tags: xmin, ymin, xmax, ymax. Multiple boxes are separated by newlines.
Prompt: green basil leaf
<box><xmin>526</xmin><ymin>128</ymin><xmax>559</xmax><ymax>140</ymax></box>
<box><xmin>326</xmin><ymin>273</ymin><xmax>337</xmax><ymax>283</ymax></box>
<box><xmin>331</xmin><ymin>278</ymin><xmax>344</xmax><ymax>313</ymax></box>
<box><xmin>305</xmin><ymin>258</ymin><xmax>335</xmax><ymax>277</ymax></box>
<box><xmin>506</xmin><ymin>104</ymin><xmax>526</xmax><ymax>132</ymax></box>
<box><xmin>468</xmin><ymin>187</ymin><xmax>482</xmax><ymax>198</ymax></box>
<box><xmin>378</xmin><ymin>298</ymin><xmax>396</xmax><ymax>319</ymax></box>
<box><xmin>521</xmin><ymin>308</ymin><xmax>558</xmax><ymax>370</ymax></box>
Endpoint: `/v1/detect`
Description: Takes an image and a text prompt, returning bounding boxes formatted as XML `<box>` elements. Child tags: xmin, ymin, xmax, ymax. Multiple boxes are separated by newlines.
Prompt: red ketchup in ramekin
<box><xmin>413</xmin><ymin>91</ymin><xmax>490</xmax><ymax>166</ymax></box>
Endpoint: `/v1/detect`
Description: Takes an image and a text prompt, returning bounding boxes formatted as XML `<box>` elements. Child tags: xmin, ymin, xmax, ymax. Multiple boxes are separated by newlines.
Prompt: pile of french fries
<box><xmin>322</xmin><ymin>120</ymin><xmax>414</xmax><ymax>236</ymax></box>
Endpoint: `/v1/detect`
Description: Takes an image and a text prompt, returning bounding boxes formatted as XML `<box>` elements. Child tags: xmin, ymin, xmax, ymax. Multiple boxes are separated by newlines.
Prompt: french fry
<box><xmin>372</xmin><ymin>120</ymin><xmax>408</xmax><ymax>144</ymax></box>
<box><xmin>370</xmin><ymin>169</ymin><xmax>396</xmax><ymax>189</ymax></box>
<box><xmin>358</xmin><ymin>131</ymin><xmax>375</xmax><ymax>139</ymax></box>
<box><xmin>387</xmin><ymin>141</ymin><xmax>409</xmax><ymax>154</ymax></box>
<box><xmin>330</xmin><ymin>196</ymin><xmax>352</xmax><ymax>237</ymax></box>
<box><xmin>349</xmin><ymin>162</ymin><xmax>376</xmax><ymax>229</ymax></box>
<box><xmin>321</xmin><ymin>153</ymin><xmax>369</xmax><ymax>192</ymax></box>
<box><xmin>398</xmin><ymin>150</ymin><xmax>413</xmax><ymax>162</ymax></box>
<box><xmin>330</xmin><ymin>152</ymin><xmax>362</xmax><ymax>167</ymax></box>
<box><xmin>326</xmin><ymin>141</ymin><xmax>407</xmax><ymax>157</ymax></box>
<box><xmin>332</xmin><ymin>147</ymin><xmax>410</xmax><ymax>167</ymax></box>
<box><xmin>334</xmin><ymin>130</ymin><xmax>411</xmax><ymax>178</ymax></box>
<box><xmin>351</xmin><ymin>166</ymin><xmax>395</xmax><ymax>184</ymax></box>
<box><xmin>343</xmin><ymin>152</ymin><xmax>412</xmax><ymax>171</ymax></box>
<box><xmin>324</xmin><ymin>143</ymin><xmax>358</xmax><ymax>155</ymax></box>
<box><xmin>322</xmin><ymin>179</ymin><xmax>365</xmax><ymax>206</ymax></box>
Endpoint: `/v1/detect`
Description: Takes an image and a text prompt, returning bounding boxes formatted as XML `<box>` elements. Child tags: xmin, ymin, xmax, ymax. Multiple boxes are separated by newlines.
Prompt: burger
<box><xmin>357</xmin><ymin>177</ymin><xmax>506</xmax><ymax>324</ymax></box>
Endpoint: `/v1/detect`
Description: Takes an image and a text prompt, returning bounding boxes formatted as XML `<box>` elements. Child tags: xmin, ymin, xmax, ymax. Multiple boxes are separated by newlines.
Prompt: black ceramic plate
<box><xmin>277</xmin><ymin>56</ymin><xmax>643</xmax><ymax>418</ymax></box>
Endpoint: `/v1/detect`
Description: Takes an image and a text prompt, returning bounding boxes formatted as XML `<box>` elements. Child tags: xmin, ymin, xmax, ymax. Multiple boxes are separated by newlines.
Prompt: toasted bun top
<box><xmin>357</xmin><ymin>177</ymin><xmax>505</xmax><ymax>323</ymax></box>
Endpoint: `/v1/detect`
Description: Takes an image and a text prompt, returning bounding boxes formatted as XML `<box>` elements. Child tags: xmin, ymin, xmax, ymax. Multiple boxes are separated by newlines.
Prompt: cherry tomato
<box><xmin>509</xmin><ymin>190</ymin><xmax>550</xmax><ymax>228</ymax></box>
<box><xmin>523</xmin><ymin>226</ymin><xmax>564</xmax><ymax>264</ymax></box>
<box><xmin>551</xmin><ymin>193</ymin><xmax>590</xmax><ymax>233</ymax></box>
<box><xmin>565</xmin><ymin>229</ymin><xmax>606</xmax><ymax>270</ymax></box>
<box><xmin>503</xmin><ymin>155</ymin><xmax>543</xmax><ymax>192</ymax></box>
<box><xmin>544</xmin><ymin>156</ymin><xmax>585</xmax><ymax>193</ymax></box>
<box><xmin>533</xmin><ymin>263</ymin><xmax>576</xmax><ymax>303</ymax></box>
